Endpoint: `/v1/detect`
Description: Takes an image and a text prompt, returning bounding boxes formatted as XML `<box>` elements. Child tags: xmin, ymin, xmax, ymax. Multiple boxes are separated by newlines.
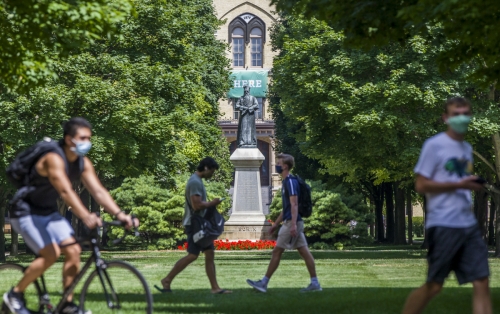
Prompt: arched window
<box><xmin>250</xmin><ymin>28</ymin><xmax>263</xmax><ymax>67</ymax></box>
<box><xmin>232</xmin><ymin>27</ymin><xmax>245</xmax><ymax>67</ymax></box>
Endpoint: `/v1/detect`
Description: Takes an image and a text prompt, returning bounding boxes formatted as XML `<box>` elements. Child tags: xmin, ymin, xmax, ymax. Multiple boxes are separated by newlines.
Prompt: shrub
<box><xmin>107</xmin><ymin>174</ymin><xmax>230</xmax><ymax>250</ymax></box>
<box><xmin>268</xmin><ymin>181</ymin><xmax>373</xmax><ymax>245</ymax></box>
<box><xmin>334</xmin><ymin>242</ymin><xmax>344</xmax><ymax>250</ymax></box>
<box><xmin>412</xmin><ymin>217</ymin><xmax>425</xmax><ymax>237</ymax></box>
<box><xmin>310</xmin><ymin>242</ymin><xmax>330</xmax><ymax>250</ymax></box>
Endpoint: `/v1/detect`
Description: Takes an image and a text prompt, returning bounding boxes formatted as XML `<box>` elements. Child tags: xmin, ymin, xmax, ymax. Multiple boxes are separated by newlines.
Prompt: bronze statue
<box><xmin>235</xmin><ymin>85</ymin><xmax>259</xmax><ymax>148</ymax></box>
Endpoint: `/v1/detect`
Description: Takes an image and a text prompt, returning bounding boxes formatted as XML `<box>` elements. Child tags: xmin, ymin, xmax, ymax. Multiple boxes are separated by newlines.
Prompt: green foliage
<box><xmin>411</xmin><ymin>217</ymin><xmax>425</xmax><ymax>238</ymax></box>
<box><xmin>0</xmin><ymin>0</ymin><xmax>133</xmax><ymax>90</ymax></box>
<box><xmin>0</xmin><ymin>0</ymin><xmax>232</xmax><ymax>190</ymax></box>
<box><xmin>269</xmin><ymin>16</ymin><xmax>496</xmax><ymax>186</ymax></box>
<box><xmin>269</xmin><ymin>181</ymin><xmax>372</xmax><ymax>244</ymax></box>
<box><xmin>271</xmin><ymin>0</ymin><xmax>500</xmax><ymax>86</ymax></box>
<box><xmin>107</xmin><ymin>173</ymin><xmax>231</xmax><ymax>249</ymax></box>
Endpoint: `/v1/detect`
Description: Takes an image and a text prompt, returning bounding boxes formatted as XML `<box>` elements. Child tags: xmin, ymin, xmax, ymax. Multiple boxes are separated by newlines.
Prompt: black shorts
<box><xmin>427</xmin><ymin>225</ymin><xmax>489</xmax><ymax>285</ymax></box>
<box><xmin>185</xmin><ymin>226</ymin><xmax>214</xmax><ymax>256</ymax></box>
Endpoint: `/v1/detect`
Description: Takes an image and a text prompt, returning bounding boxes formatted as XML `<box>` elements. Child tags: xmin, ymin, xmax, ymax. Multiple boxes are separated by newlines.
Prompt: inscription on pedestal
<box><xmin>234</xmin><ymin>171</ymin><xmax>258</xmax><ymax>212</ymax></box>
<box><xmin>238</xmin><ymin>226</ymin><xmax>257</xmax><ymax>232</ymax></box>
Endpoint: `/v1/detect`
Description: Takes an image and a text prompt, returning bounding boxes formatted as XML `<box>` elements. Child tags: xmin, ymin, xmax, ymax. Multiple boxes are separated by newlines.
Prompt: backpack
<box><xmin>6</xmin><ymin>138</ymin><xmax>64</xmax><ymax>189</ymax></box>
<box><xmin>190</xmin><ymin>206</ymin><xmax>225</xmax><ymax>248</ymax></box>
<box><xmin>294</xmin><ymin>175</ymin><xmax>313</xmax><ymax>218</ymax></box>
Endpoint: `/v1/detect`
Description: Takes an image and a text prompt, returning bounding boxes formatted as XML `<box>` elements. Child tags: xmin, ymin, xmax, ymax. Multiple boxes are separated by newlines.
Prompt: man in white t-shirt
<box><xmin>402</xmin><ymin>97</ymin><xmax>491</xmax><ymax>314</ymax></box>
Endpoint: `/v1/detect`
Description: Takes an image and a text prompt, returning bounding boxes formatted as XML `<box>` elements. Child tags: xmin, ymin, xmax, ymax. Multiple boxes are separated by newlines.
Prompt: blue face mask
<box><xmin>275</xmin><ymin>165</ymin><xmax>283</xmax><ymax>174</ymax></box>
<box><xmin>447</xmin><ymin>115</ymin><xmax>472</xmax><ymax>134</ymax></box>
<box><xmin>71</xmin><ymin>139</ymin><xmax>92</xmax><ymax>156</ymax></box>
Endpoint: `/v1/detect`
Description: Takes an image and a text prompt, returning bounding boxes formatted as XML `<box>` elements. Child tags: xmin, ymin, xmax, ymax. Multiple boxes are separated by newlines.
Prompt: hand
<box><xmin>82</xmin><ymin>213</ymin><xmax>102</xmax><ymax>229</ymax></box>
<box><xmin>268</xmin><ymin>223</ymin><xmax>277</xmax><ymax>235</ymax></box>
<box><xmin>458</xmin><ymin>176</ymin><xmax>484</xmax><ymax>191</ymax></box>
<box><xmin>211</xmin><ymin>198</ymin><xmax>222</xmax><ymax>206</ymax></box>
<box><xmin>290</xmin><ymin>223</ymin><xmax>298</xmax><ymax>237</ymax></box>
<box><xmin>116</xmin><ymin>212</ymin><xmax>139</xmax><ymax>230</ymax></box>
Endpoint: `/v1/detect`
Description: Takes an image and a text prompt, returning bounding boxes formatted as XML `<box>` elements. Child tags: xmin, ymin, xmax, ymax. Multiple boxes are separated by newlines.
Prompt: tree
<box><xmin>0</xmin><ymin>0</ymin><xmax>232</xmax><ymax>260</ymax></box>
<box><xmin>269</xmin><ymin>15</ymin><xmax>499</xmax><ymax>243</ymax></box>
<box><xmin>0</xmin><ymin>0</ymin><xmax>133</xmax><ymax>90</ymax></box>
<box><xmin>271</xmin><ymin>0</ymin><xmax>500</xmax><ymax>85</ymax></box>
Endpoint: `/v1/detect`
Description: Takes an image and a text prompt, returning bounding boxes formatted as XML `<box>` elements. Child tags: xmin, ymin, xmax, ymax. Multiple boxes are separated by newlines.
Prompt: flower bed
<box><xmin>177</xmin><ymin>239</ymin><xmax>276</xmax><ymax>251</ymax></box>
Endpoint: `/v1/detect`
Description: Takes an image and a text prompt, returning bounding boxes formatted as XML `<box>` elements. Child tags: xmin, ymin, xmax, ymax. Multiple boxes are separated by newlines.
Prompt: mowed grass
<box><xmin>2</xmin><ymin>248</ymin><xmax>500</xmax><ymax>313</ymax></box>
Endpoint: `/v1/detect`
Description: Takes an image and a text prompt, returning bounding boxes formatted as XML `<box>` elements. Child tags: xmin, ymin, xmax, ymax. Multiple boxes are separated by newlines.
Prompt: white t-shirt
<box><xmin>414</xmin><ymin>132</ymin><xmax>476</xmax><ymax>229</ymax></box>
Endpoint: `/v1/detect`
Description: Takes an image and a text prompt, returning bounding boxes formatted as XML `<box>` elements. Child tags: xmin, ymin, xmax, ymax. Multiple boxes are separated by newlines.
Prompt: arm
<box><xmin>415</xmin><ymin>174</ymin><xmax>483</xmax><ymax>194</ymax></box>
<box><xmin>289</xmin><ymin>195</ymin><xmax>299</xmax><ymax>237</ymax></box>
<box><xmin>81</xmin><ymin>157</ymin><xmax>137</xmax><ymax>228</ymax></box>
<box><xmin>41</xmin><ymin>153</ymin><xmax>100</xmax><ymax>229</ymax></box>
<box><xmin>190</xmin><ymin>194</ymin><xmax>221</xmax><ymax>211</ymax></box>
<box><xmin>269</xmin><ymin>211</ymin><xmax>283</xmax><ymax>235</ymax></box>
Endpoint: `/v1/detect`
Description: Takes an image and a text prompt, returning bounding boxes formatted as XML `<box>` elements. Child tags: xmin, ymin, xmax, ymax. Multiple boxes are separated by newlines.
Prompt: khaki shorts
<box><xmin>276</xmin><ymin>220</ymin><xmax>308</xmax><ymax>249</ymax></box>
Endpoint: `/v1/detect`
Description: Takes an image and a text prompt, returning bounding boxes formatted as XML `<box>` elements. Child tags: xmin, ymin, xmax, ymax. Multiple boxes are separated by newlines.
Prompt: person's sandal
<box><xmin>154</xmin><ymin>285</ymin><xmax>172</xmax><ymax>293</ymax></box>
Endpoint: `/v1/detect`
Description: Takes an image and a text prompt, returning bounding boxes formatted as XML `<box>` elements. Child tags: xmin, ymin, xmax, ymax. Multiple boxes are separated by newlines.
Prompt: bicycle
<box><xmin>0</xmin><ymin>218</ymin><xmax>153</xmax><ymax>314</ymax></box>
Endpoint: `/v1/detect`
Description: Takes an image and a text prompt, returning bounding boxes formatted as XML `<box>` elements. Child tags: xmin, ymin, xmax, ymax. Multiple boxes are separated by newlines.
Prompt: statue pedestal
<box><xmin>221</xmin><ymin>148</ymin><xmax>272</xmax><ymax>240</ymax></box>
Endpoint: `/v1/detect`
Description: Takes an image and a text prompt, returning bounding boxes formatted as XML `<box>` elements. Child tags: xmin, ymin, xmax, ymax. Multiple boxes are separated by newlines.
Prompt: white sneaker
<box><xmin>300</xmin><ymin>283</ymin><xmax>322</xmax><ymax>292</ymax></box>
<box><xmin>246</xmin><ymin>279</ymin><xmax>268</xmax><ymax>293</ymax></box>
<box><xmin>3</xmin><ymin>288</ymin><xmax>30</xmax><ymax>314</ymax></box>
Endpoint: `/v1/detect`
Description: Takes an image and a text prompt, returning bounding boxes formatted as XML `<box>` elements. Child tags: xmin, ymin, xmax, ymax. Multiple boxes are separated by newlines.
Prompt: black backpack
<box><xmin>294</xmin><ymin>175</ymin><xmax>313</xmax><ymax>218</ymax></box>
<box><xmin>6</xmin><ymin>138</ymin><xmax>63</xmax><ymax>189</ymax></box>
<box><xmin>190</xmin><ymin>206</ymin><xmax>225</xmax><ymax>248</ymax></box>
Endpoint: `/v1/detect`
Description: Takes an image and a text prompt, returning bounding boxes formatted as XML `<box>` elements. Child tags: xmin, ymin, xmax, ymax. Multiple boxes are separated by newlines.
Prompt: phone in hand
<box><xmin>473</xmin><ymin>177</ymin><xmax>487</xmax><ymax>185</ymax></box>
<box><xmin>219</xmin><ymin>197</ymin><xmax>226</xmax><ymax>201</ymax></box>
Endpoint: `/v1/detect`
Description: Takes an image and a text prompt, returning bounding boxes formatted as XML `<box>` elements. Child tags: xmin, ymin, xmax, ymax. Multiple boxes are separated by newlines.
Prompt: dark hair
<box><xmin>444</xmin><ymin>97</ymin><xmax>472</xmax><ymax>114</ymax></box>
<box><xmin>277</xmin><ymin>153</ymin><xmax>294</xmax><ymax>170</ymax></box>
<box><xmin>63</xmin><ymin>117</ymin><xmax>92</xmax><ymax>137</ymax></box>
<box><xmin>197</xmin><ymin>157</ymin><xmax>219</xmax><ymax>172</ymax></box>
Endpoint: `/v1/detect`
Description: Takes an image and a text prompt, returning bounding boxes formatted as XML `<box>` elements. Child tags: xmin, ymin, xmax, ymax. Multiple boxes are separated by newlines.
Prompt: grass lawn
<box><xmin>2</xmin><ymin>248</ymin><xmax>500</xmax><ymax>313</ymax></box>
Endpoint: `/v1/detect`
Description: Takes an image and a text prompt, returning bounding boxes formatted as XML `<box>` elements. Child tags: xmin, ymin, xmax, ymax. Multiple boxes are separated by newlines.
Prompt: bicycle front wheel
<box><xmin>79</xmin><ymin>260</ymin><xmax>153</xmax><ymax>314</ymax></box>
<box><xmin>0</xmin><ymin>263</ymin><xmax>43</xmax><ymax>314</ymax></box>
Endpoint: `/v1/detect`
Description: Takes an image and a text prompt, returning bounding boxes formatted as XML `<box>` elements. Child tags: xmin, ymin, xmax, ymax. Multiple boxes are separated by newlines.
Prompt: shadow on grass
<box><xmin>150</xmin><ymin>287</ymin><xmax>500</xmax><ymax>314</ymax></box>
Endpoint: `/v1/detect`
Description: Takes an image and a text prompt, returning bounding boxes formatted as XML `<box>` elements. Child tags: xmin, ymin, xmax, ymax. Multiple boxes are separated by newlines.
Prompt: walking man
<box><xmin>3</xmin><ymin>117</ymin><xmax>137</xmax><ymax>314</ymax></box>
<box><xmin>156</xmin><ymin>157</ymin><xmax>232</xmax><ymax>294</ymax></box>
<box><xmin>402</xmin><ymin>97</ymin><xmax>491</xmax><ymax>314</ymax></box>
<box><xmin>246</xmin><ymin>153</ymin><xmax>321</xmax><ymax>293</ymax></box>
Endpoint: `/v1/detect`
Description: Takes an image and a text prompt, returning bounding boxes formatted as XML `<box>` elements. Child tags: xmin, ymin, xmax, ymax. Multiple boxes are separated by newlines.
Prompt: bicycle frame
<box><xmin>37</xmin><ymin>238</ymin><xmax>121</xmax><ymax>314</ymax></box>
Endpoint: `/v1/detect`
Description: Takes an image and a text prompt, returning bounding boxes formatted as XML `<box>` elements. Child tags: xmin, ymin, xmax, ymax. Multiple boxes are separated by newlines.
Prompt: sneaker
<box><xmin>300</xmin><ymin>283</ymin><xmax>322</xmax><ymax>292</ymax></box>
<box><xmin>246</xmin><ymin>279</ymin><xmax>267</xmax><ymax>293</ymax></box>
<box><xmin>61</xmin><ymin>301</ymin><xmax>92</xmax><ymax>314</ymax></box>
<box><xmin>2</xmin><ymin>288</ymin><xmax>30</xmax><ymax>314</ymax></box>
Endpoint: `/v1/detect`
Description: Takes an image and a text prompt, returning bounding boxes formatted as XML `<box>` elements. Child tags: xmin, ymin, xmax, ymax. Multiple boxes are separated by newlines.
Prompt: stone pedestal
<box><xmin>221</xmin><ymin>148</ymin><xmax>272</xmax><ymax>240</ymax></box>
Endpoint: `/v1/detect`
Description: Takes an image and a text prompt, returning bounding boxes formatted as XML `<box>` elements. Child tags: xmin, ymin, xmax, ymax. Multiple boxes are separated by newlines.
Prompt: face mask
<box><xmin>447</xmin><ymin>115</ymin><xmax>472</xmax><ymax>134</ymax></box>
<box><xmin>71</xmin><ymin>139</ymin><xmax>92</xmax><ymax>156</ymax></box>
<box><xmin>275</xmin><ymin>165</ymin><xmax>283</xmax><ymax>174</ymax></box>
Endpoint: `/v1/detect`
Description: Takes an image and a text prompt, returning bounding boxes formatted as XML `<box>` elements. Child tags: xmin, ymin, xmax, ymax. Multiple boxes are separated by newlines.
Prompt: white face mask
<box><xmin>70</xmin><ymin>139</ymin><xmax>92</xmax><ymax>156</ymax></box>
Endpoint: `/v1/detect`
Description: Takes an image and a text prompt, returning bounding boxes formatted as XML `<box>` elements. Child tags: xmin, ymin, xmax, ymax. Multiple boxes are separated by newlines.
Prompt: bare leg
<box><xmin>265</xmin><ymin>247</ymin><xmax>285</xmax><ymax>279</ymax></box>
<box><xmin>402</xmin><ymin>282</ymin><xmax>443</xmax><ymax>314</ymax></box>
<box><xmin>14</xmin><ymin>244</ymin><xmax>60</xmax><ymax>293</ymax></box>
<box><xmin>297</xmin><ymin>246</ymin><xmax>317</xmax><ymax>278</ymax></box>
<box><xmin>472</xmin><ymin>277</ymin><xmax>492</xmax><ymax>314</ymax></box>
<box><xmin>60</xmin><ymin>238</ymin><xmax>81</xmax><ymax>302</ymax></box>
<box><xmin>160</xmin><ymin>253</ymin><xmax>198</xmax><ymax>289</ymax></box>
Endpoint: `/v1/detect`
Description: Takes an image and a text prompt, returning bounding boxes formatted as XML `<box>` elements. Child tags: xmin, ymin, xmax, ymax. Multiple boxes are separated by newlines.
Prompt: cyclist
<box><xmin>3</xmin><ymin>117</ymin><xmax>138</xmax><ymax>314</ymax></box>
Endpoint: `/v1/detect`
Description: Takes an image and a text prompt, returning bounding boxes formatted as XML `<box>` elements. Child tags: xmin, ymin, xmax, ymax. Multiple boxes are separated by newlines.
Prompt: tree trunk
<box><xmin>394</xmin><ymin>183</ymin><xmax>406</xmax><ymax>245</ymax></box>
<box><xmin>10</xmin><ymin>227</ymin><xmax>18</xmax><ymax>257</ymax></box>
<box><xmin>369</xmin><ymin>195</ymin><xmax>375</xmax><ymax>237</ymax></box>
<box><xmin>373</xmin><ymin>185</ymin><xmax>385</xmax><ymax>242</ymax></box>
<box><xmin>421</xmin><ymin>197</ymin><xmax>429</xmax><ymax>249</ymax></box>
<box><xmin>407</xmin><ymin>188</ymin><xmax>413</xmax><ymax>245</ymax></box>
<box><xmin>489</xmin><ymin>196</ymin><xmax>496</xmax><ymax>246</ymax></box>
<box><xmin>474</xmin><ymin>189</ymin><xmax>488</xmax><ymax>240</ymax></box>
<box><xmin>0</xmin><ymin>206</ymin><xmax>5</xmax><ymax>262</ymax></box>
<box><xmin>385</xmin><ymin>182</ymin><xmax>395</xmax><ymax>243</ymax></box>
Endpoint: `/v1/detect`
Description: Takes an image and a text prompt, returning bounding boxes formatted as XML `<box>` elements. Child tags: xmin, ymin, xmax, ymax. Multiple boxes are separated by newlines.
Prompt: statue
<box><xmin>235</xmin><ymin>85</ymin><xmax>259</xmax><ymax>148</ymax></box>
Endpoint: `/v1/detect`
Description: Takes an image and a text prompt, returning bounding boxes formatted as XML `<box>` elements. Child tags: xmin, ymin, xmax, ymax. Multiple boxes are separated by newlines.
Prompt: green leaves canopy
<box><xmin>271</xmin><ymin>0</ymin><xmax>500</xmax><ymax>85</ymax></box>
<box><xmin>0</xmin><ymin>0</ymin><xmax>133</xmax><ymax>90</ymax></box>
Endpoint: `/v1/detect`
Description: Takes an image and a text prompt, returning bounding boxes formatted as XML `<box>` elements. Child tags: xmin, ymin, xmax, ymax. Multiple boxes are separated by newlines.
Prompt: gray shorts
<box><xmin>276</xmin><ymin>220</ymin><xmax>308</xmax><ymax>249</ymax></box>
<box><xmin>10</xmin><ymin>212</ymin><xmax>74</xmax><ymax>254</ymax></box>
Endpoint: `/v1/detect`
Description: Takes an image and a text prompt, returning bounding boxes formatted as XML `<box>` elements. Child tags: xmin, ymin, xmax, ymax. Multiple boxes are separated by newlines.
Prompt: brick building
<box><xmin>213</xmin><ymin>0</ymin><xmax>279</xmax><ymax>211</ymax></box>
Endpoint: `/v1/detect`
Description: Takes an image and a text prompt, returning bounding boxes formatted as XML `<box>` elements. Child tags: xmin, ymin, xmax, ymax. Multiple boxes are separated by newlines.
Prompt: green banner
<box><xmin>228</xmin><ymin>70</ymin><xmax>268</xmax><ymax>98</ymax></box>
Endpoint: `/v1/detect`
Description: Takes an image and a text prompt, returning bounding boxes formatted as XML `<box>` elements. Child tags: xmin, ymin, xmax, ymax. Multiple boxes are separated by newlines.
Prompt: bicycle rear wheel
<box><xmin>79</xmin><ymin>260</ymin><xmax>152</xmax><ymax>314</ymax></box>
<box><xmin>0</xmin><ymin>264</ymin><xmax>43</xmax><ymax>314</ymax></box>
